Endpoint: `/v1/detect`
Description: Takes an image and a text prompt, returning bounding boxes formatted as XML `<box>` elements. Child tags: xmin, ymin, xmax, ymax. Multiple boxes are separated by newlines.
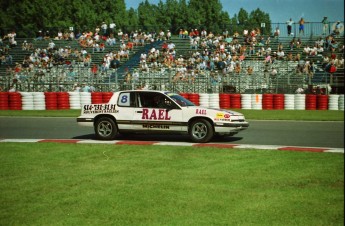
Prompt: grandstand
<box><xmin>0</xmin><ymin>26</ymin><xmax>343</xmax><ymax>94</ymax></box>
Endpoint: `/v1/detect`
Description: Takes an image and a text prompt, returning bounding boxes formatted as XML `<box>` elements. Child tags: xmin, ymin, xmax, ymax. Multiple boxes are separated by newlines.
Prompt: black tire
<box><xmin>189</xmin><ymin>119</ymin><xmax>214</xmax><ymax>143</ymax></box>
<box><xmin>94</xmin><ymin>117</ymin><xmax>118</xmax><ymax>140</ymax></box>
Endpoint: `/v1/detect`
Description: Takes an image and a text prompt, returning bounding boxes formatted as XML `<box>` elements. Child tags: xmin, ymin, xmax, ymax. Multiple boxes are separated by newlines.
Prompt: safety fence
<box><xmin>0</xmin><ymin>92</ymin><xmax>344</xmax><ymax>111</ymax></box>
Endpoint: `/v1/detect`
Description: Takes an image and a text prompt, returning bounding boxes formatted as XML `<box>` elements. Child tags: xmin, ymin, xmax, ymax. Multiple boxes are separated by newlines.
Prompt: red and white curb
<box><xmin>0</xmin><ymin>139</ymin><xmax>343</xmax><ymax>153</ymax></box>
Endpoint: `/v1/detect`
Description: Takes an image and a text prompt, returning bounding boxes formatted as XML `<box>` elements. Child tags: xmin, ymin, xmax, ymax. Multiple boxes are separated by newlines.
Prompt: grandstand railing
<box><xmin>1</xmin><ymin>62</ymin><xmax>343</xmax><ymax>94</ymax></box>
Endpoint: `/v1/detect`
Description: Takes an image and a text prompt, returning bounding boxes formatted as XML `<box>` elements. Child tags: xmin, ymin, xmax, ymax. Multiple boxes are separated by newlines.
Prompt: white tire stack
<box><xmin>80</xmin><ymin>92</ymin><xmax>92</xmax><ymax>107</ymax></box>
<box><xmin>32</xmin><ymin>92</ymin><xmax>46</xmax><ymax>110</ymax></box>
<box><xmin>284</xmin><ymin>94</ymin><xmax>295</xmax><ymax>110</ymax></box>
<box><xmin>209</xmin><ymin>94</ymin><xmax>220</xmax><ymax>109</ymax></box>
<box><xmin>68</xmin><ymin>92</ymin><xmax>81</xmax><ymax>109</ymax></box>
<box><xmin>241</xmin><ymin>94</ymin><xmax>252</xmax><ymax>109</ymax></box>
<box><xmin>199</xmin><ymin>93</ymin><xmax>210</xmax><ymax>108</ymax></box>
<box><xmin>339</xmin><ymin>94</ymin><xmax>344</xmax><ymax>111</ymax></box>
<box><xmin>20</xmin><ymin>92</ymin><xmax>34</xmax><ymax>110</ymax></box>
<box><xmin>251</xmin><ymin>94</ymin><xmax>262</xmax><ymax>110</ymax></box>
<box><xmin>294</xmin><ymin>94</ymin><xmax>306</xmax><ymax>110</ymax></box>
<box><xmin>328</xmin><ymin>95</ymin><xmax>339</xmax><ymax>110</ymax></box>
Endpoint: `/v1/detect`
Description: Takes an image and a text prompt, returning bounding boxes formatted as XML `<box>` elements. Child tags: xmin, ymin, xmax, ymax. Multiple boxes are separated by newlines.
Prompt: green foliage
<box><xmin>0</xmin><ymin>0</ymin><xmax>273</xmax><ymax>37</ymax></box>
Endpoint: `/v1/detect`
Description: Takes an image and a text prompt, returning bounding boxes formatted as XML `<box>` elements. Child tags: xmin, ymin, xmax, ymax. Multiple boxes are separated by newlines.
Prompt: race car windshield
<box><xmin>169</xmin><ymin>94</ymin><xmax>195</xmax><ymax>107</ymax></box>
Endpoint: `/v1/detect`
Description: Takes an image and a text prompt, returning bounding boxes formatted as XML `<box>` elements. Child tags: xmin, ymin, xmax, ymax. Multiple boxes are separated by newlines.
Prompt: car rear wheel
<box><xmin>189</xmin><ymin>119</ymin><xmax>214</xmax><ymax>143</ymax></box>
<box><xmin>95</xmin><ymin>117</ymin><xmax>118</xmax><ymax>140</ymax></box>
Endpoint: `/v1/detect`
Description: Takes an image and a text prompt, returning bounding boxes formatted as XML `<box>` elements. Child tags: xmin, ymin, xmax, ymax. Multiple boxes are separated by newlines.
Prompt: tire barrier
<box><xmin>57</xmin><ymin>92</ymin><xmax>70</xmax><ymax>110</ymax></box>
<box><xmin>199</xmin><ymin>93</ymin><xmax>210</xmax><ymax>108</ymax></box>
<box><xmin>68</xmin><ymin>92</ymin><xmax>81</xmax><ymax>109</ymax></box>
<box><xmin>219</xmin><ymin>93</ymin><xmax>230</xmax><ymax>109</ymax></box>
<box><xmin>209</xmin><ymin>94</ymin><xmax>220</xmax><ymax>109</ymax></box>
<box><xmin>0</xmin><ymin>92</ymin><xmax>9</xmax><ymax>110</ymax></box>
<box><xmin>20</xmin><ymin>92</ymin><xmax>34</xmax><ymax>110</ymax></box>
<box><xmin>328</xmin><ymin>95</ymin><xmax>339</xmax><ymax>110</ymax></box>
<box><xmin>251</xmin><ymin>94</ymin><xmax>262</xmax><ymax>110</ymax></box>
<box><xmin>317</xmin><ymin>95</ymin><xmax>328</xmax><ymax>110</ymax></box>
<box><xmin>32</xmin><ymin>92</ymin><xmax>46</xmax><ymax>110</ymax></box>
<box><xmin>273</xmin><ymin>94</ymin><xmax>285</xmax><ymax>110</ymax></box>
<box><xmin>188</xmin><ymin>93</ymin><xmax>200</xmax><ymax>106</ymax></box>
<box><xmin>102</xmin><ymin>92</ymin><xmax>113</xmax><ymax>103</ymax></box>
<box><xmin>306</xmin><ymin>94</ymin><xmax>317</xmax><ymax>110</ymax></box>
<box><xmin>1</xmin><ymin>92</ymin><xmax>344</xmax><ymax>111</ymax></box>
<box><xmin>229</xmin><ymin>94</ymin><xmax>241</xmax><ymax>109</ymax></box>
<box><xmin>294</xmin><ymin>94</ymin><xmax>306</xmax><ymax>110</ymax></box>
<box><xmin>91</xmin><ymin>92</ymin><xmax>103</xmax><ymax>104</ymax></box>
<box><xmin>336</xmin><ymin>95</ymin><xmax>343</xmax><ymax>110</ymax></box>
<box><xmin>8</xmin><ymin>92</ymin><xmax>22</xmax><ymax>110</ymax></box>
<box><xmin>241</xmin><ymin>94</ymin><xmax>252</xmax><ymax>109</ymax></box>
<box><xmin>80</xmin><ymin>92</ymin><xmax>92</xmax><ymax>108</ymax></box>
<box><xmin>45</xmin><ymin>92</ymin><xmax>58</xmax><ymax>110</ymax></box>
<box><xmin>284</xmin><ymin>94</ymin><xmax>295</xmax><ymax>110</ymax></box>
<box><xmin>262</xmin><ymin>94</ymin><xmax>274</xmax><ymax>110</ymax></box>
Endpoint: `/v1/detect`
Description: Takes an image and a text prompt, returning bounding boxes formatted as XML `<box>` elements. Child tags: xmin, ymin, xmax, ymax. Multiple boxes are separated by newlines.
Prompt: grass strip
<box><xmin>0</xmin><ymin>143</ymin><xmax>343</xmax><ymax>225</ymax></box>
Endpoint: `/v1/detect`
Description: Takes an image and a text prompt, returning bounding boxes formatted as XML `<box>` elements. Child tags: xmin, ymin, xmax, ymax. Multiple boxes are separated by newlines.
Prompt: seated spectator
<box><xmin>303</xmin><ymin>45</ymin><xmax>311</xmax><ymax>55</ymax></box>
<box><xmin>277</xmin><ymin>50</ymin><xmax>285</xmax><ymax>60</ymax></box>
<box><xmin>334</xmin><ymin>56</ymin><xmax>344</xmax><ymax>69</ymax></box>
<box><xmin>106</xmin><ymin>34</ymin><xmax>116</xmax><ymax>46</ymax></box>
<box><xmin>270</xmin><ymin>67</ymin><xmax>277</xmax><ymax>76</ymax></box>
<box><xmin>234</xmin><ymin>62</ymin><xmax>241</xmax><ymax>74</ymax></box>
<box><xmin>246</xmin><ymin>66</ymin><xmax>253</xmax><ymax>75</ymax></box>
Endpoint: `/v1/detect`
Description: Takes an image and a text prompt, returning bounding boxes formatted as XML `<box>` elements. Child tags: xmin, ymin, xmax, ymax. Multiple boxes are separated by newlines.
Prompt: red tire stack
<box><xmin>8</xmin><ymin>92</ymin><xmax>22</xmax><ymax>110</ymax></box>
<box><xmin>0</xmin><ymin>92</ymin><xmax>9</xmax><ymax>110</ymax></box>
<box><xmin>44</xmin><ymin>92</ymin><xmax>58</xmax><ymax>110</ymax></box>
<box><xmin>219</xmin><ymin>93</ymin><xmax>231</xmax><ymax>109</ymax></box>
<box><xmin>262</xmin><ymin>94</ymin><xmax>274</xmax><ymax>110</ymax></box>
<box><xmin>273</xmin><ymin>94</ymin><xmax>285</xmax><ymax>110</ymax></box>
<box><xmin>57</xmin><ymin>92</ymin><xmax>70</xmax><ymax>110</ymax></box>
<box><xmin>188</xmin><ymin>93</ymin><xmax>200</xmax><ymax>106</ymax></box>
<box><xmin>229</xmin><ymin>94</ymin><xmax>241</xmax><ymax>109</ymax></box>
<box><xmin>317</xmin><ymin>95</ymin><xmax>328</xmax><ymax>110</ymax></box>
<box><xmin>306</xmin><ymin>94</ymin><xmax>317</xmax><ymax>110</ymax></box>
<box><xmin>102</xmin><ymin>92</ymin><xmax>113</xmax><ymax>103</ymax></box>
<box><xmin>91</xmin><ymin>92</ymin><xmax>103</xmax><ymax>104</ymax></box>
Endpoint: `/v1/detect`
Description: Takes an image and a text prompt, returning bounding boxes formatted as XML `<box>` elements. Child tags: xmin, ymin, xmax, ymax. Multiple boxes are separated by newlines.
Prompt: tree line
<box><xmin>0</xmin><ymin>0</ymin><xmax>272</xmax><ymax>38</ymax></box>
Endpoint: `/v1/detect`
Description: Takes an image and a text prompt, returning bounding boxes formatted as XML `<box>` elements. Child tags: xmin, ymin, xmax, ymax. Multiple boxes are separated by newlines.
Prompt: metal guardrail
<box><xmin>1</xmin><ymin>62</ymin><xmax>343</xmax><ymax>94</ymax></box>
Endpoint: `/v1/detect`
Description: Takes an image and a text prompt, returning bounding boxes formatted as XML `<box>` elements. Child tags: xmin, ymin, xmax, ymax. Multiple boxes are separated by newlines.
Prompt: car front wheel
<box><xmin>189</xmin><ymin>119</ymin><xmax>214</xmax><ymax>143</ymax></box>
<box><xmin>95</xmin><ymin>117</ymin><xmax>118</xmax><ymax>140</ymax></box>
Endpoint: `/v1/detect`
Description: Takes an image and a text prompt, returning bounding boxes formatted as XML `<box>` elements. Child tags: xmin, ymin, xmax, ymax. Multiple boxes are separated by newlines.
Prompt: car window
<box><xmin>118</xmin><ymin>92</ymin><xmax>136</xmax><ymax>107</ymax></box>
<box><xmin>138</xmin><ymin>92</ymin><xmax>179</xmax><ymax>109</ymax></box>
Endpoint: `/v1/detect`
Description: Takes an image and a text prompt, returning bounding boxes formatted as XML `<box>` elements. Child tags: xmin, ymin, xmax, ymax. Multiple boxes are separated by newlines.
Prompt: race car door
<box><xmin>133</xmin><ymin>92</ymin><xmax>184</xmax><ymax>132</ymax></box>
<box><xmin>115</xmin><ymin>91</ymin><xmax>140</xmax><ymax>131</ymax></box>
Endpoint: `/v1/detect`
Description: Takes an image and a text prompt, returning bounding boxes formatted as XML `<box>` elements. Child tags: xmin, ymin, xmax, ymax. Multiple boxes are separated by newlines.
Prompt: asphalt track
<box><xmin>0</xmin><ymin>117</ymin><xmax>343</xmax><ymax>152</ymax></box>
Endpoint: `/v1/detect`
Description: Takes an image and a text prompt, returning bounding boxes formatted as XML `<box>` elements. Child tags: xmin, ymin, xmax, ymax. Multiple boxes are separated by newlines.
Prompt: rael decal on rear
<box><xmin>83</xmin><ymin>104</ymin><xmax>118</xmax><ymax>114</ymax></box>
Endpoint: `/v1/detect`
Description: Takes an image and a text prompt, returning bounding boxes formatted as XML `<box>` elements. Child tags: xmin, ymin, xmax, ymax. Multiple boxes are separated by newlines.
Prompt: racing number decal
<box><xmin>118</xmin><ymin>93</ymin><xmax>130</xmax><ymax>107</ymax></box>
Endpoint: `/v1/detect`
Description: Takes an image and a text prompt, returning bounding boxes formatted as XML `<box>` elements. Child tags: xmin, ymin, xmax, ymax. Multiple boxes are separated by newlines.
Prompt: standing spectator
<box><xmin>321</xmin><ymin>16</ymin><xmax>329</xmax><ymax>35</ymax></box>
<box><xmin>166</xmin><ymin>30</ymin><xmax>171</xmax><ymax>40</ymax></box>
<box><xmin>299</xmin><ymin>18</ymin><xmax>305</xmax><ymax>36</ymax></box>
<box><xmin>81</xmin><ymin>83</ymin><xmax>91</xmax><ymax>92</ymax></box>
<box><xmin>333</xmin><ymin>21</ymin><xmax>343</xmax><ymax>37</ymax></box>
<box><xmin>109</xmin><ymin>21</ymin><xmax>116</xmax><ymax>34</ymax></box>
<box><xmin>101</xmin><ymin>22</ymin><xmax>108</xmax><ymax>36</ymax></box>
<box><xmin>286</xmin><ymin>18</ymin><xmax>294</xmax><ymax>36</ymax></box>
<box><xmin>274</xmin><ymin>27</ymin><xmax>280</xmax><ymax>38</ymax></box>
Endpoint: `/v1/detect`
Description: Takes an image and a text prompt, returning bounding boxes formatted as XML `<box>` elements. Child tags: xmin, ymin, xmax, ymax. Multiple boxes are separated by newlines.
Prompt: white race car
<box><xmin>77</xmin><ymin>90</ymin><xmax>249</xmax><ymax>143</ymax></box>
